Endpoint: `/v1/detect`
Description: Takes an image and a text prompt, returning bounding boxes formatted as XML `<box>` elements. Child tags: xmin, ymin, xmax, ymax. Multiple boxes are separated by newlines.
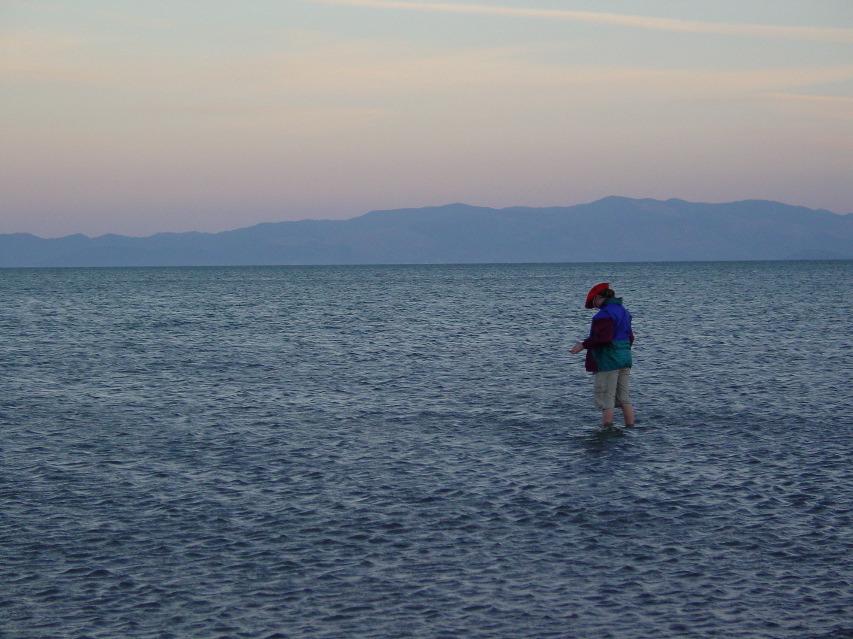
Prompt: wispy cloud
<box><xmin>6</xmin><ymin>24</ymin><xmax>850</xmax><ymax>109</ymax></box>
<box><xmin>760</xmin><ymin>92</ymin><xmax>853</xmax><ymax>120</ymax></box>
<box><xmin>762</xmin><ymin>93</ymin><xmax>853</xmax><ymax>103</ymax></box>
<box><xmin>95</xmin><ymin>10</ymin><xmax>178</xmax><ymax>31</ymax></box>
<box><xmin>302</xmin><ymin>0</ymin><xmax>853</xmax><ymax>43</ymax></box>
<box><xmin>0</xmin><ymin>31</ymin><xmax>99</xmax><ymax>84</ymax></box>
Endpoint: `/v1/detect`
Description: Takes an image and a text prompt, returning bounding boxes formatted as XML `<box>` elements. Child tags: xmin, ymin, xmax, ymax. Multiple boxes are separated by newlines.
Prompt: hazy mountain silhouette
<box><xmin>1</xmin><ymin>197</ymin><xmax>850</xmax><ymax>267</ymax></box>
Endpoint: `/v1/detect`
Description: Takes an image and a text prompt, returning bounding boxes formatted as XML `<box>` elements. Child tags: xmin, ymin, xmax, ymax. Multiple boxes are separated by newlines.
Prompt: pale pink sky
<box><xmin>2</xmin><ymin>0</ymin><xmax>851</xmax><ymax>237</ymax></box>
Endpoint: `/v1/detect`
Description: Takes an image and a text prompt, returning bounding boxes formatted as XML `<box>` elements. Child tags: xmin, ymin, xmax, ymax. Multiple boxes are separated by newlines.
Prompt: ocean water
<box><xmin>0</xmin><ymin>261</ymin><xmax>851</xmax><ymax>639</ymax></box>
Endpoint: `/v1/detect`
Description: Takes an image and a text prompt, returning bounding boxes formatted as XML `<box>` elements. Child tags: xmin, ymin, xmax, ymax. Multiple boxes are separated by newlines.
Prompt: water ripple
<box><xmin>1</xmin><ymin>262</ymin><xmax>851</xmax><ymax>638</ymax></box>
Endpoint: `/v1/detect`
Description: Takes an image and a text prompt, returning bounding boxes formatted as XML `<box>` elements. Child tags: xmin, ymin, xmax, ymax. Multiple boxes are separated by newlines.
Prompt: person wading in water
<box><xmin>570</xmin><ymin>283</ymin><xmax>635</xmax><ymax>429</ymax></box>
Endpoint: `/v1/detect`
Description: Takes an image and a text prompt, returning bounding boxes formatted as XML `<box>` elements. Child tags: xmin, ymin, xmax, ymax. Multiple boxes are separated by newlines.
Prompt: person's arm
<box><xmin>583</xmin><ymin>317</ymin><xmax>615</xmax><ymax>349</ymax></box>
<box><xmin>570</xmin><ymin>317</ymin><xmax>615</xmax><ymax>354</ymax></box>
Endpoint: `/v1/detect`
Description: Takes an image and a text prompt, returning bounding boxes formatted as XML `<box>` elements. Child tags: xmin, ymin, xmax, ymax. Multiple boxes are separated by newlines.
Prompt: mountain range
<box><xmin>1</xmin><ymin>197</ymin><xmax>850</xmax><ymax>267</ymax></box>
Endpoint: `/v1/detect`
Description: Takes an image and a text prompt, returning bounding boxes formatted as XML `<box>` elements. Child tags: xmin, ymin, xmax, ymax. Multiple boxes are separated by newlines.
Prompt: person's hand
<box><xmin>570</xmin><ymin>343</ymin><xmax>584</xmax><ymax>354</ymax></box>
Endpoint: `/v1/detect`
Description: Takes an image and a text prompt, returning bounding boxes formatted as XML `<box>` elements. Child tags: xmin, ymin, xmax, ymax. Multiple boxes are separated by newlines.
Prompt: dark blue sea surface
<box><xmin>1</xmin><ymin>261</ymin><xmax>851</xmax><ymax>638</ymax></box>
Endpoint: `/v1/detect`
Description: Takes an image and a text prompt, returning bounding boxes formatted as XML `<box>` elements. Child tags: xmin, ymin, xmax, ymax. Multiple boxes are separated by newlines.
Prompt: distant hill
<box><xmin>1</xmin><ymin>197</ymin><xmax>850</xmax><ymax>267</ymax></box>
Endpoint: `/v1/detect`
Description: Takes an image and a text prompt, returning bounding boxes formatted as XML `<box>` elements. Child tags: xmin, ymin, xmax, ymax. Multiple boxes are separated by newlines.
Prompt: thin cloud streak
<box><xmin>760</xmin><ymin>92</ymin><xmax>853</xmax><ymax>120</ymax></box>
<box><xmin>95</xmin><ymin>10</ymin><xmax>178</xmax><ymax>31</ymax></box>
<box><xmin>762</xmin><ymin>93</ymin><xmax>853</xmax><ymax>104</ymax></box>
<box><xmin>303</xmin><ymin>0</ymin><xmax>853</xmax><ymax>43</ymax></box>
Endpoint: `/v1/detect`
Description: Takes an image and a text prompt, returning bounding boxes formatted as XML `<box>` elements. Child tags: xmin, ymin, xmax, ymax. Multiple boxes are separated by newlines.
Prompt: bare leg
<box><xmin>620</xmin><ymin>403</ymin><xmax>635</xmax><ymax>427</ymax></box>
<box><xmin>601</xmin><ymin>408</ymin><xmax>615</xmax><ymax>427</ymax></box>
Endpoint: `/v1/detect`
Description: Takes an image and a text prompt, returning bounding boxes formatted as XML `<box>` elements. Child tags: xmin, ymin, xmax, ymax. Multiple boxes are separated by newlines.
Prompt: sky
<box><xmin>2</xmin><ymin>1</ymin><xmax>852</xmax><ymax>237</ymax></box>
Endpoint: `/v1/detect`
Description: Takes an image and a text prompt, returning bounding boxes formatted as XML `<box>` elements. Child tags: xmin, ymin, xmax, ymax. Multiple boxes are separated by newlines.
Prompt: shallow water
<box><xmin>1</xmin><ymin>261</ymin><xmax>851</xmax><ymax>638</ymax></box>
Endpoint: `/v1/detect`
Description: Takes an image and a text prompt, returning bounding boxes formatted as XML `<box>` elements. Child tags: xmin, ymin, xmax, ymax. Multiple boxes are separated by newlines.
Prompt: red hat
<box><xmin>585</xmin><ymin>282</ymin><xmax>609</xmax><ymax>308</ymax></box>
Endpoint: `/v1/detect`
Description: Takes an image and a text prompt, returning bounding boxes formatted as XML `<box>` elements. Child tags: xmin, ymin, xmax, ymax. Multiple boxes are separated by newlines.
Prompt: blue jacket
<box><xmin>582</xmin><ymin>298</ymin><xmax>634</xmax><ymax>372</ymax></box>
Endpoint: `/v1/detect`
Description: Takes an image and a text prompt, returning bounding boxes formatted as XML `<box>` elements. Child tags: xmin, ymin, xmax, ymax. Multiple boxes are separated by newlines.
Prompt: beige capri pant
<box><xmin>593</xmin><ymin>367</ymin><xmax>632</xmax><ymax>410</ymax></box>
